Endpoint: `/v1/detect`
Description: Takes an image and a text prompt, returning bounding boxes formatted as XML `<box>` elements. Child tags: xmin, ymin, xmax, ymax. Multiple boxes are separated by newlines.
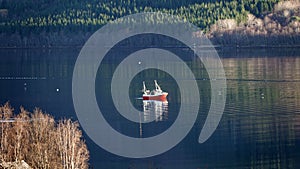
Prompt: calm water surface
<box><xmin>0</xmin><ymin>48</ymin><xmax>299</xmax><ymax>169</ymax></box>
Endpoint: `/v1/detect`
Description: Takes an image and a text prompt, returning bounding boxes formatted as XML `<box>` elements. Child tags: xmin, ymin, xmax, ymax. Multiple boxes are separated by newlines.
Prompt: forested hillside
<box><xmin>0</xmin><ymin>0</ymin><xmax>278</xmax><ymax>34</ymax></box>
<box><xmin>1</xmin><ymin>0</ymin><xmax>299</xmax><ymax>47</ymax></box>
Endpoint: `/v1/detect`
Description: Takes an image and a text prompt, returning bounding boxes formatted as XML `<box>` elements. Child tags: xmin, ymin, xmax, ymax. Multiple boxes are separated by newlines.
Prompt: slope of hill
<box><xmin>208</xmin><ymin>1</ymin><xmax>300</xmax><ymax>47</ymax></box>
<box><xmin>1</xmin><ymin>0</ymin><xmax>299</xmax><ymax>47</ymax></box>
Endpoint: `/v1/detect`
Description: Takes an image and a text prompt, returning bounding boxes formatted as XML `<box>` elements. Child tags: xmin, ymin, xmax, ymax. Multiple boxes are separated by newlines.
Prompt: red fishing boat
<box><xmin>142</xmin><ymin>80</ymin><xmax>168</xmax><ymax>101</ymax></box>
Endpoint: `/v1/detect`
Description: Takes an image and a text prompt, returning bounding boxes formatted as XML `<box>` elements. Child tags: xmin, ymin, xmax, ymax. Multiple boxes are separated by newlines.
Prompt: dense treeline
<box><xmin>0</xmin><ymin>0</ymin><xmax>279</xmax><ymax>35</ymax></box>
<box><xmin>0</xmin><ymin>103</ymin><xmax>89</xmax><ymax>168</ymax></box>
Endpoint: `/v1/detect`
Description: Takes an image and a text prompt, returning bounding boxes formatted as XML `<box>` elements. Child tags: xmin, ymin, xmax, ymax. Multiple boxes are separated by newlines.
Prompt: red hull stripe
<box><xmin>143</xmin><ymin>94</ymin><xmax>168</xmax><ymax>101</ymax></box>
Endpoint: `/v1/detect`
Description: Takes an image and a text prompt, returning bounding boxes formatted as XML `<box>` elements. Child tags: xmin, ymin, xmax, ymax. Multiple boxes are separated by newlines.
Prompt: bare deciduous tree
<box><xmin>0</xmin><ymin>103</ymin><xmax>89</xmax><ymax>169</ymax></box>
<box><xmin>0</xmin><ymin>102</ymin><xmax>14</xmax><ymax>163</ymax></box>
<box><xmin>57</xmin><ymin>119</ymin><xmax>89</xmax><ymax>169</ymax></box>
<box><xmin>12</xmin><ymin>107</ymin><xmax>30</xmax><ymax>162</ymax></box>
<box><xmin>28</xmin><ymin>109</ymin><xmax>61</xmax><ymax>169</ymax></box>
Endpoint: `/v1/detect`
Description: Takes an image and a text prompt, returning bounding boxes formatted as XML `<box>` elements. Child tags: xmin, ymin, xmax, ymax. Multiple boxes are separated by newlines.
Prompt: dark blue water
<box><xmin>0</xmin><ymin>48</ymin><xmax>299</xmax><ymax>168</ymax></box>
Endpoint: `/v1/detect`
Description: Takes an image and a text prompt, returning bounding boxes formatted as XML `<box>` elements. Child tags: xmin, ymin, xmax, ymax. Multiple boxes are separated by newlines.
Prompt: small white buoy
<box><xmin>138</xmin><ymin>61</ymin><xmax>141</xmax><ymax>65</ymax></box>
<box><xmin>56</xmin><ymin>88</ymin><xmax>60</xmax><ymax>92</ymax></box>
<box><xmin>24</xmin><ymin>83</ymin><xmax>27</xmax><ymax>91</ymax></box>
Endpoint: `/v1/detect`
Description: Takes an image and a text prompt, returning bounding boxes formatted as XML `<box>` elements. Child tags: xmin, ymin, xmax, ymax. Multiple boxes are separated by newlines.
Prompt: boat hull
<box><xmin>143</xmin><ymin>92</ymin><xmax>168</xmax><ymax>101</ymax></box>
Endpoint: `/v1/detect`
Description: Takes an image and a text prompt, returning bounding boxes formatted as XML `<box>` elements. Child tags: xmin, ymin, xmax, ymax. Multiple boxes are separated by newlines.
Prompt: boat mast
<box><xmin>142</xmin><ymin>81</ymin><xmax>147</xmax><ymax>94</ymax></box>
<box><xmin>154</xmin><ymin>80</ymin><xmax>162</xmax><ymax>92</ymax></box>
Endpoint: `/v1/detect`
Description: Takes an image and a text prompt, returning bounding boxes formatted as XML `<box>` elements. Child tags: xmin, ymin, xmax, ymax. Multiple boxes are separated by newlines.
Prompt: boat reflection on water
<box><xmin>142</xmin><ymin>100</ymin><xmax>168</xmax><ymax>122</ymax></box>
<box><xmin>139</xmin><ymin>100</ymin><xmax>168</xmax><ymax>137</ymax></box>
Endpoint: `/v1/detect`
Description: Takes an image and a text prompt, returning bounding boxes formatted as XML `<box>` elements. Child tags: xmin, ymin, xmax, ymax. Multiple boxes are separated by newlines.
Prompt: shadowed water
<box><xmin>0</xmin><ymin>48</ymin><xmax>299</xmax><ymax>168</ymax></box>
